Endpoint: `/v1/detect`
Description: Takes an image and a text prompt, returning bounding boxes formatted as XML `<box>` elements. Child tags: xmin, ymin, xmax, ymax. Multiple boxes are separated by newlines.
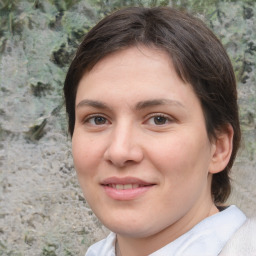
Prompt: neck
<box><xmin>115</xmin><ymin>238</ymin><xmax>122</xmax><ymax>256</ymax></box>
<box><xmin>116</xmin><ymin>203</ymin><xmax>219</xmax><ymax>256</ymax></box>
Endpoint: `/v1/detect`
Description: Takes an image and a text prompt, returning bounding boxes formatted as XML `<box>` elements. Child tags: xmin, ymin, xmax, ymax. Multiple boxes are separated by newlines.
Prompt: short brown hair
<box><xmin>64</xmin><ymin>7</ymin><xmax>241</xmax><ymax>204</ymax></box>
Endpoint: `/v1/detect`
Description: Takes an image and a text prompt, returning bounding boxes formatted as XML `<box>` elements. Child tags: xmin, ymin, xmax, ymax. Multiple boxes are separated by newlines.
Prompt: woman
<box><xmin>64</xmin><ymin>7</ymin><xmax>248</xmax><ymax>256</ymax></box>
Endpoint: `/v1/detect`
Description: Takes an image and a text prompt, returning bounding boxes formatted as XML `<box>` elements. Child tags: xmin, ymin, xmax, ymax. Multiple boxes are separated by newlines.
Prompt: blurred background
<box><xmin>0</xmin><ymin>0</ymin><xmax>255</xmax><ymax>255</ymax></box>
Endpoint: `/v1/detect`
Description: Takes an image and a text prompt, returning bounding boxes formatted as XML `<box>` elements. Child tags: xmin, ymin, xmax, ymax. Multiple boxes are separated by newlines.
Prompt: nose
<box><xmin>103</xmin><ymin>123</ymin><xmax>144</xmax><ymax>168</ymax></box>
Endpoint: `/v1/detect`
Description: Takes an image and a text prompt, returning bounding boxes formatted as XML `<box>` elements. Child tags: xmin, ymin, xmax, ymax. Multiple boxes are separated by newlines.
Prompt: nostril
<box><xmin>105</xmin><ymin>149</ymin><xmax>144</xmax><ymax>166</ymax></box>
<box><xmin>103</xmin><ymin>131</ymin><xmax>144</xmax><ymax>167</ymax></box>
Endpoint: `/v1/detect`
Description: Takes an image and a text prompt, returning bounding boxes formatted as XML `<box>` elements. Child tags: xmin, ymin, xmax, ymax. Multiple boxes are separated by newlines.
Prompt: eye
<box><xmin>151</xmin><ymin>116</ymin><xmax>168</xmax><ymax>125</ymax></box>
<box><xmin>84</xmin><ymin>115</ymin><xmax>109</xmax><ymax>126</ymax></box>
<box><xmin>146</xmin><ymin>114</ymin><xmax>173</xmax><ymax>125</ymax></box>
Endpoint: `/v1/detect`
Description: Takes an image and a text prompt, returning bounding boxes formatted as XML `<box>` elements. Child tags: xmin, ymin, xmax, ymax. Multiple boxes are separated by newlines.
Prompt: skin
<box><xmin>72</xmin><ymin>46</ymin><xmax>233</xmax><ymax>256</ymax></box>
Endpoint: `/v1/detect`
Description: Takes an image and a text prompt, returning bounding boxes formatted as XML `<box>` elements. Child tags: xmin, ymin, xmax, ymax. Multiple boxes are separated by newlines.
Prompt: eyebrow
<box><xmin>135</xmin><ymin>99</ymin><xmax>185</xmax><ymax>110</ymax></box>
<box><xmin>76</xmin><ymin>98</ymin><xmax>185</xmax><ymax>110</ymax></box>
<box><xmin>76</xmin><ymin>99</ymin><xmax>110</xmax><ymax>110</ymax></box>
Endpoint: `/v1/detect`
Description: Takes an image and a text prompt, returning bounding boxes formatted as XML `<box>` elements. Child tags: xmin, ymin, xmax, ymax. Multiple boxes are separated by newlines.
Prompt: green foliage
<box><xmin>47</xmin><ymin>0</ymin><xmax>82</xmax><ymax>11</ymax></box>
<box><xmin>41</xmin><ymin>243</ymin><xmax>58</xmax><ymax>256</ymax></box>
<box><xmin>88</xmin><ymin>0</ymin><xmax>170</xmax><ymax>18</ymax></box>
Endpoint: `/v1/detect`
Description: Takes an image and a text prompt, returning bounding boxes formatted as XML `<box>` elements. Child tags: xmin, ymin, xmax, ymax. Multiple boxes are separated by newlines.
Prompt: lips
<box><xmin>107</xmin><ymin>184</ymin><xmax>140</xmax><ymax>189</ymax></box>
<box><xmin>101</xmin><ymin>177</ymin><xmax>155</xmax><ymax>200</ymax></box>
<box><xmin>101</xmin><ymin>176</ymin><xmax>154</xmax><ymax>187</ymax></box>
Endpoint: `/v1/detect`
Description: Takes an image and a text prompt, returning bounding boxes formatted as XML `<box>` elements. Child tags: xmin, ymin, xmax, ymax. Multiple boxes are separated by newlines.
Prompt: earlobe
<box><xmin>209</xmin><ymin>124</ymin><xmax>234</xmax><ymax>174</ymax></box>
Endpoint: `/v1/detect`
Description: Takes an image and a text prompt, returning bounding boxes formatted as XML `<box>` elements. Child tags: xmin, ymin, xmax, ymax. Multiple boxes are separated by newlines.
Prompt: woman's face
<box><xmin>72</xmin><ymin>46</ymin><xmax>217</xmax><ymax>240</ymax></box>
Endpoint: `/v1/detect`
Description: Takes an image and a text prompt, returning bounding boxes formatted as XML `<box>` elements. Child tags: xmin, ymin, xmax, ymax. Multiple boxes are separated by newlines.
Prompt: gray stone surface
<box><xmin>0</xmin><ymin>0</ymin><xmax>255</xmax><ymax>255</ymax></box>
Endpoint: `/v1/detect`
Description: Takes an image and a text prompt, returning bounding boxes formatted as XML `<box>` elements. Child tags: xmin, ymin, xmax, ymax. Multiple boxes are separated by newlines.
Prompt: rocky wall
<box><xmin>0</xmin><ymin>0</ymin><xmax>255</xmax><ymax>255</ymax></box>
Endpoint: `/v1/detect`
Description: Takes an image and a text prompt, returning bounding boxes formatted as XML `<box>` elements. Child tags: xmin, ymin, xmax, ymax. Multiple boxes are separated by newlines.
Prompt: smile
<box><xmin>101</xmin><ymin>177</ymin><xmax>155</xmax><ymax>200</ymax></box>
<box><xmin>106</xmin><ymin>184</ymin><xmax>144</xmax><ymax>190</ymax></box>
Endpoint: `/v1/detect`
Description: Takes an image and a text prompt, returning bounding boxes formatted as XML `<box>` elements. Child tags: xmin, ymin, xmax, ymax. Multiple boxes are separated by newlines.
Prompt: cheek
<box><xmin>72</xmin><ymin>134</ymin><xmax>99</xmax><ymax>177</ymax></box>
<box><xmin>72</xmin><ymin>135</ymin><xmax>101</xmax><ymax>201</ymax></box>
<box><xmin>150</xmin><ymin>131</ymin><xmax>211</xmax><ymax>178</ymax></box>
<box><xmin>151</xmin><ymin>134</ymin><xmax>212</xmax><ymax>210</ymax></box>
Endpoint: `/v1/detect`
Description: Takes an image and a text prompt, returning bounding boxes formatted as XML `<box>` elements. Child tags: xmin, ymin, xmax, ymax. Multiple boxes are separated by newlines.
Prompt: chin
<box><xmin>101</xmin><ymin>217</ymin><xmax>157</xmax><ymax>238</ymax></box>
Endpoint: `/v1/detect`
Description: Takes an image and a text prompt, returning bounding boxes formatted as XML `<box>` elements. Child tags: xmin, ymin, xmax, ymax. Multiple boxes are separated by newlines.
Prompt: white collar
<box><xmin>85</xmin><ymin>205</ymin><xmax>246</xmax><ymax>256</ymax></box>
<box><xmin>150</xmin><ymin>205</ymin><xmax>246</xmax><ymax>255</ymax></box>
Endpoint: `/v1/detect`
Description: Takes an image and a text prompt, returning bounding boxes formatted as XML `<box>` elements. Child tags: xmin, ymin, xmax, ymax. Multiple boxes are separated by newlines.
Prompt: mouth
<box><xmin>101</xmin><ymin>177</ymin><xmax>155</xmax><ymax>200</ymax></box>
<box><xmin>104</xmin><ymin>183</ymin><xmax>150</xmax><ymax>190</ymax></box>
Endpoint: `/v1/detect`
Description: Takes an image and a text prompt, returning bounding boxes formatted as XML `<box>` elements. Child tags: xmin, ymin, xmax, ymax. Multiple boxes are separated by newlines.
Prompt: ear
<box><xmin>209</xmin><ymin>124</ymin><xmax>234</xmax><ymax>174</ymax></box>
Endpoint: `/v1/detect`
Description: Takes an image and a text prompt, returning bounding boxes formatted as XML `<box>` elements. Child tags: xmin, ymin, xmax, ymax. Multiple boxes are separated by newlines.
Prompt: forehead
<box><xmin>75</xmin><ymin>47</ymin><xmax>203</xmax><ymax>116</ymax></box>
<box><xmin>86</xmin><ymin>45</ymin><xmax>174</xmax><ymax>78</ymax></box>
<box><xmin>77</xmin><ymin>46</ymin><xmax>185</xmax><ymax>95</ymax></box>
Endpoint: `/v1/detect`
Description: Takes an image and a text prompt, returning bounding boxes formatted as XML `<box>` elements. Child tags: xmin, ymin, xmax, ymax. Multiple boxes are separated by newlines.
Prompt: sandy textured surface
<box><xmin>0</xmin><ymin>1</ymin><xmax>255</xmax><ymax>255</ymax></box>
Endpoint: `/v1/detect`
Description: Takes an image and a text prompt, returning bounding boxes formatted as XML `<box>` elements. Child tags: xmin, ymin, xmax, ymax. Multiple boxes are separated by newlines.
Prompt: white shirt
<box><xmin>85</xmin><ymin>205</ymin><xmax>246</xmax><ymax>256</ymax></box>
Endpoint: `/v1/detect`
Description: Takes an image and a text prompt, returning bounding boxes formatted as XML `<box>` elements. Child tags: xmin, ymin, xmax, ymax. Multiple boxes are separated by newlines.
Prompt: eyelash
<box><xmin>145</xmin><ymin>113</ymin><xmax>174</xmax><ymax>125</ymax></box>
<box><xmin>83</xmin><ymin>114</ymin><xmax>110</xmax><ymax>126</ymax></box>
<box><xmin>82</xmin><ymin>113</ymin><xmax>174</xmax><ymax>127</ymax></box>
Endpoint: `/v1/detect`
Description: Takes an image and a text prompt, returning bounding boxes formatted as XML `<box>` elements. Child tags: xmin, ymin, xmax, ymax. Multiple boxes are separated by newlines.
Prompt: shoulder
<box><xmin>85</xmin><ymin>232</ymin><xmax>116</xmax><ymax>256</ymax></box>
<box><xmin>220</xmin><ymin>218</ymin><xmax>256</xmax><ymax>255</ymax></box>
